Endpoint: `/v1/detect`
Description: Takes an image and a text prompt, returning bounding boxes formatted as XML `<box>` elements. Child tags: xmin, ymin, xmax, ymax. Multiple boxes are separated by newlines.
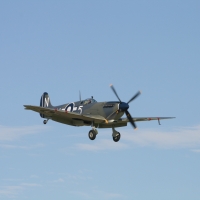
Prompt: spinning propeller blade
<box><xmin>125</xmin><ymin>110</ymin><xmax>137</xmax><ymax>129</ymax></box>
<box><xmin>110</xmin><ymin>84</ymin><xmax>121</xmax><ymax>102</ymax></box>
<box><xmin>127</xmin><ymin>91</ymin><xmax>141</xmax><ymax>104</ymax></box>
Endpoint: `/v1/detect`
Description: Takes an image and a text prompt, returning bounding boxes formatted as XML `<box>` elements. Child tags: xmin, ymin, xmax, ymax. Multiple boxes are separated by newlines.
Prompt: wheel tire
<box><xmin>43</xmin><ymin>120</ymin><xmax>47</xmax><ymax>124</ymax></box>
<box><xmin>113</xmin><ymin>132</ymin><xmax>121</xmax><ymax>142</ymax></box>
<box><xmin>88</xmin><ymin>130</ymin><xmax>96</xmax><ymax>140</ymax></box>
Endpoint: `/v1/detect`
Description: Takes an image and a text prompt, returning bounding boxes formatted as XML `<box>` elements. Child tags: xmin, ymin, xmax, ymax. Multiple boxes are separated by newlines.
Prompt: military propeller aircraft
<box><xmin>24</xmin><ymin>85</ymin><xmax>175</xmax><ymax>142</ymax></box>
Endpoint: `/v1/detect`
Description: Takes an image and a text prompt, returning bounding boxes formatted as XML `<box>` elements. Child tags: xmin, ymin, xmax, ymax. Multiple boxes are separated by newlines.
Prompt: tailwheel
<box><xmin>88</xmin><ymin>130</ymin><xmax>96</xmax><ymax>140</ymax></box>
<box><xmin>43</xmin><ymin>119</ymin><xmax>49</xmax><ymax>124</ymax></box>
<box><xmin>113</xmin><ymin>132</ymin><xmax>121</xmax><ymax>142</ymax></box>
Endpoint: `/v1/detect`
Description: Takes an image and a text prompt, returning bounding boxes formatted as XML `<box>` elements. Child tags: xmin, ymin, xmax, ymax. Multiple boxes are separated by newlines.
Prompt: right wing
<box><xmin>24</xmin><ymin>105</ymin><xmax>106</xmax><ymax>124</ymax></box>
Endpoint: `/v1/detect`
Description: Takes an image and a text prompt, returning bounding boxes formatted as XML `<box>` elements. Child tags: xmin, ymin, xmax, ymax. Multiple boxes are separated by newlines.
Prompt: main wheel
<box><xmin>113</xmin><ymin>132</ymin><xmax>121</xmax><ymax>142</ymax></box>
<box><xmin>88</xmin><ymin>130</ymin><xmax>96</xmax><ymax>140</ymax></box>
<box><xmin>43</xmin><ymin>120</ymin><xmax>47</xmax><ymax>124</ymax></box>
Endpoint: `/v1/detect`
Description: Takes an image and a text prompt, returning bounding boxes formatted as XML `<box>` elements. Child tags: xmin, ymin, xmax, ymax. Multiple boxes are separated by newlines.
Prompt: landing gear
<box><xmin>113</xmin><ymin>132</ymin><xmax>121</xmax><ymax>142</ymax></box>
<box><xmin>87</xmin><ymin>125</ymin><xmax>121</xmax><ymax>142</ymax></box>
<box><xmin>88</xmin><ymin>122</ymin><xmax>98</xmax><ymax>140</ymax></box>
<box><xmin>112</xmin><ymin>126</ymin><xmax>121</xmax><ymax>142</ymax></box>
<box><xmin>88</xmin><ymin>130</ymin><xmax>96</xmax><ymax>140</ymax></box>
<box><xmin>43</xmin><ymin>119</ymin><xmax>49</xmax><ymax>124</ymax></box>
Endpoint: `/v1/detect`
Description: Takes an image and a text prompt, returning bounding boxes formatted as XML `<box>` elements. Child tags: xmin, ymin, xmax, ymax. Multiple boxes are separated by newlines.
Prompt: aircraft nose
<box><xmin>119</xmin><ymin>102</ymin><xmax>129</xmax><ymax>111</ymax></box>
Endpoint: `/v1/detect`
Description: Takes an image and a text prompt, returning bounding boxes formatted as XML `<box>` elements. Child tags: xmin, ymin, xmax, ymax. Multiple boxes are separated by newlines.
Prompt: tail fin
<box><xmin>40</xmin><ymin>92</ymin><xmax>53</xmax><ymax>118</ymax></box>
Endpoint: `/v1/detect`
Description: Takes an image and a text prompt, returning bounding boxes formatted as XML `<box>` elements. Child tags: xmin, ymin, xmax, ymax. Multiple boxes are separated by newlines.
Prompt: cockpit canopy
<box><xmin>81</xmin><ymin>98</ymin><xmax>97</xmax><ymax>105</ymax></box>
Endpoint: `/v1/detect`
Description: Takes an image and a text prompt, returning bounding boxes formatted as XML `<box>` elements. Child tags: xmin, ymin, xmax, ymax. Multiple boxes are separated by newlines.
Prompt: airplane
<box><xmin>24</xmin><ymin>85</ymin><xmax>175</xmax><ymax>142</ymax></box>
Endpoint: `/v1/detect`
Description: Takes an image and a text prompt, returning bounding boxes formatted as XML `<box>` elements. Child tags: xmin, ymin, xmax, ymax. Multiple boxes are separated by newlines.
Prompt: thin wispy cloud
<box><xmin>52</xmin><ymin>178</ymin><xmax>65</xmax><ymax>183</ymax></box>
<box><xmin>70</xmin><ymin>189</ymin><xmax>124</xmax><ymax>199</ymax></box>
<box><xmin>0</xmin><ymin>183</ymin><xmax>41</xmax><ymax>198</ymax></box>
<box><xmin>122</xmin><ymin>125</ymin><xmax>200</xmax><ymax>149</ymax></box>
<box><xmin>0</xmin><ymin>125</ymin><xmax>48</xmax><ymax>141</ymax></box>
<box><xmin>21</xmin><ymin>183</ymin><xmax>42</xmax><ymax>187</ymax></box>
<box><xmin>30</xmin><ymin>175</ymin><xmax>39</xmax><ymax>179</ymax></box>
<box><xmin>0</xmin><ymin>143</ymin><xmax>45</xmax><ymax>149</ymax></box>
<box><xmin>0</xmin><ymin>185</ymin><xmax>24</xmax><ymax>198</ymax></box>
<box><xmin>191</xmin><ymin>149</ymin><xmax>200</xmax><ymax>153</ymax></box>
<box><xmin>75</xmin><ymin>125</ymin><xmax>200</xmax><ymax>151</ymax></box>
<box><xmin>76</xmin><ymin>139</ymin><xmax>128</xmax><ymax>151</ymax></box>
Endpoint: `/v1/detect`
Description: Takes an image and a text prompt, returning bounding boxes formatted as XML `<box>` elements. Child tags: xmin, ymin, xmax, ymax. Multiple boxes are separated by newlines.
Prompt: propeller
<box><xmin>110</xmin><ymin>84</ymin><xmax>141</xmax><ymax>129</ymax></box>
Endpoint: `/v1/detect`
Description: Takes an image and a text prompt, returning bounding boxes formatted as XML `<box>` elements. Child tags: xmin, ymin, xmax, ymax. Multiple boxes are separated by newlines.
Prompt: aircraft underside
<box><xmin>43</xmin><ymin>117</ymin><xmax>127</xmax><ymax>142</ymax></box>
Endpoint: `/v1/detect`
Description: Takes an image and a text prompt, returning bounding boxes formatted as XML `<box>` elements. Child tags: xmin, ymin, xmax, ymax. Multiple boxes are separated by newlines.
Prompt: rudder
<box><xmin>40</xmin><ymin>92</ymin><xmax>53</xmax><ymax>118</ymax></box>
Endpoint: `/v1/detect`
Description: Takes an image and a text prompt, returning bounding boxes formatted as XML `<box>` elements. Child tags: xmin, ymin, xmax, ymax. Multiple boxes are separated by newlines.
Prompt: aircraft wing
<box><xmin>24</xmin><ymin>105</ymin><xmax>106</xmax><ymax>123</ymax></box>
<box><xmin>98</xmin><ymin>117</ymin><xmax>175</xmax><ymax>128</ymax></box>
<box><xmin>121</xmin><ymin>117</ymin><xmax>175</xmax><ymax>122</ymax></box>
<box><xmin>24</xmin><ymin>105</ymin><xmax>175</xmax><ymax>127</ymax></box>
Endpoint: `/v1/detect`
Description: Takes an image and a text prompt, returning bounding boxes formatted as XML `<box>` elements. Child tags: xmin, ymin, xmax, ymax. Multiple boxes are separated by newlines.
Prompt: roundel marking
<box><xmin>65</xmin><ymin>103</ymin><xmax>74</xmax><ymax>112</ymax></box>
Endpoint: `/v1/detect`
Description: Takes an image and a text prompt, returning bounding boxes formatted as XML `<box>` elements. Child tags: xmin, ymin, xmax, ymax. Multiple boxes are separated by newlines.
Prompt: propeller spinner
<box><xmin>110</xmin><ymin>84</ymin><xmax>141</xmax><ymax>129</ymax></box>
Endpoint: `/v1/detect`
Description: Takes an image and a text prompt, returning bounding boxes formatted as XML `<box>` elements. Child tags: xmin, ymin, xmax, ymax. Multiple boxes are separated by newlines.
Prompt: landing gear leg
<box><xmin>43</xmin><ymin>119</ymin><xmax>49</xmax><ymax>124</ymax></box>
<box><xmin>112</xmin><ymin>126</ymin><xmax>121</xmax><ymax>142</ymax></box>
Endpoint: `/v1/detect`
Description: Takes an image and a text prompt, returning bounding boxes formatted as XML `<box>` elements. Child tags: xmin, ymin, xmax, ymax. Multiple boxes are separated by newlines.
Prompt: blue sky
<box><xmin>0</xmin><ymin>0</ymin><xmax>200</xmax><ymax>199</ymax></box>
